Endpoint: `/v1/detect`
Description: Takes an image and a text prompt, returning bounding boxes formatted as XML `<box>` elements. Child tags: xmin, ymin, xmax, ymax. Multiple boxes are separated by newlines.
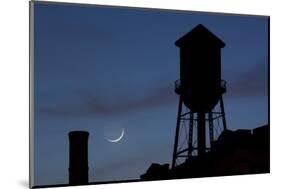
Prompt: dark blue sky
<box><xmin>33</xmin><ymin>2</ymin><xmax>268</xmax><ymax>186</ymax></box>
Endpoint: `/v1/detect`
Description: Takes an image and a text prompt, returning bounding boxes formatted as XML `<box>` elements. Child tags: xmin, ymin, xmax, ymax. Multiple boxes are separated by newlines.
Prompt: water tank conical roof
<box><xmin>175</xmin><ymin>24</ymin><xmax>225</xmax><ymax>48</ymax></box>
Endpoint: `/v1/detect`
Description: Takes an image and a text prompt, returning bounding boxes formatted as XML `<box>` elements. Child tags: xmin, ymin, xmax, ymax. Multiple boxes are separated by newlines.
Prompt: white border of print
<box><xmin>0</xmin><ymin>1</ymin><xmax>280</xmax><ymax>189</ymax></box>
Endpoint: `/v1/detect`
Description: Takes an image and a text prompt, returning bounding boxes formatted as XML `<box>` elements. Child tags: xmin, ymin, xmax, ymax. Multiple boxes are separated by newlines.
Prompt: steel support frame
<box><xmin>172</xmin><ymin>96</ymin><xmax>227</xmax><ymax>169</ymax></box>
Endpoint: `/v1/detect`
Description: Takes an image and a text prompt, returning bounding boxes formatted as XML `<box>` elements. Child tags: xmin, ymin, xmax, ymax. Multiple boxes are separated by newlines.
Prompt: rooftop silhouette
<box><xmin>141</xmin><ymin>124</ymin><xmax>269</xmax><ymax>180</ymax></box>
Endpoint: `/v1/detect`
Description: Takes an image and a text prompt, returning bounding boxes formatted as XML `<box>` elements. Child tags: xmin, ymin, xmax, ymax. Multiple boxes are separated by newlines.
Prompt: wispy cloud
<box><xmin>39</xmin><ymin>59</ymin><xmax>267</xmax><ymax>118</ymax></box>
<box><xmin>227</xmin><ymin>59</ymin><xmax>268</xmax><ymax>97</ymax></box>
<box><xmin>40</xmin><ymin>84</ymin><xmax>177</xmax><ymax>118</ymax></box>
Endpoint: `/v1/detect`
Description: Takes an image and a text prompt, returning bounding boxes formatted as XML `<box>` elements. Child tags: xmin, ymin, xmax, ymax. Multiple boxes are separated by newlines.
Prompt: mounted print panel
<box><xmin>29</xmin><ymin>1</ymin><xmax>269</xmax><ymax>188</ymax></box>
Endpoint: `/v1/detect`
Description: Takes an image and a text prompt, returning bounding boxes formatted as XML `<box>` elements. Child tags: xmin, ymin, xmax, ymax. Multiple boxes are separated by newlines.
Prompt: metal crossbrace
<box><xmin>172</xmin><ymin>97</ymin><xmax>227</xmax><ymax>169</ymax></box>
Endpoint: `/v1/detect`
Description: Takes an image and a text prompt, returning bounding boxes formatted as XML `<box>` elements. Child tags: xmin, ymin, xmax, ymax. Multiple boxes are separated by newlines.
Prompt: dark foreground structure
<box><xmin>141</xmin><ymin>124</ymin><xmax>269</xmax><ymax>180</ymax></box>
<box><xmin>172</xmin><ymin>24</ymin><xmax>228</xmax><ymax>168</ymax></box>
<box><xmin>68</xmin><ymin>131</ymin><xmax>89</xmax><ymax>185</ymax></box>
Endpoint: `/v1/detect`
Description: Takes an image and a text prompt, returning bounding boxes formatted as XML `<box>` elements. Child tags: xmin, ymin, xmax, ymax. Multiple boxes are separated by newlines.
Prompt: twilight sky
<box><xmin>33</xmin><ymin>2</ymin><xmax>269</xmax><ymax>186</ymax></box>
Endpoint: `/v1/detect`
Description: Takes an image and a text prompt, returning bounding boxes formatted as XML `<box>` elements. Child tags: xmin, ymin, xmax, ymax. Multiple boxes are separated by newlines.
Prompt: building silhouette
<box><xmin>141</xmin><ymin>125</ymin><xmax>269</xmax><ymax>180</ymax></box>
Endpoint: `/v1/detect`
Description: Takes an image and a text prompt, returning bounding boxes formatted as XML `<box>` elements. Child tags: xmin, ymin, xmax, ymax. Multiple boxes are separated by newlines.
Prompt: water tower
<box><xmin>172</xmin><ymin>24</ymin><xmax>227</xmax><ymax>169</ymax></box>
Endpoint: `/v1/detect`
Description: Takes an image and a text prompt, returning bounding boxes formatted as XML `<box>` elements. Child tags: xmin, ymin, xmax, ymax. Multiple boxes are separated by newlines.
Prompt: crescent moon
<box><xmin>106</xmin><ymin>128</ymin><xmax>124</xmax><ymax>143</ymax></box>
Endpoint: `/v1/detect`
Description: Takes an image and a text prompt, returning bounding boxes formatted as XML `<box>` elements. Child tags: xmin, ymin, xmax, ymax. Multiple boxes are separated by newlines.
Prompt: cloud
<box><xmin>40</xmin><ymin>84</ymin><xmax>177</xmax><ymax>118</ymax></box>
<box><xmin>226</xmin><ymin>59</ymin><xmax>268</xmax><ymax>98</ymax></box>
<box><xmin>39</xmin><ymin>58</ymin><xmax>268</xmax><ymax>119</ymax></box>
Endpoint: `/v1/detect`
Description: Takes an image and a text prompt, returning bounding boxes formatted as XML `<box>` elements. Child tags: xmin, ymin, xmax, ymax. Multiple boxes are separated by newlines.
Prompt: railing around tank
<box><xmin>174</xmin><ymin>80</ymin><xmax>182</xmax><ymax>94</ymax></box>
<box><xmin>220</xmin><ymin>79</ymin><xmax>227</xmax><ymax>93</ymax></box>
<box><xmin>174</xmin><ymin>79</ymin><xmax>227</xmax><ymax>94</ymax></box>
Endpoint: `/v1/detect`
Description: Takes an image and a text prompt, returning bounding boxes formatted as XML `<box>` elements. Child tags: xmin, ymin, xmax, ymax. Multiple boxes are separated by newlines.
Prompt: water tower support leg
<box><xmin>219</xmin><ymin>96</ymin><xmax>227</xmax><ymax>131</ymax></box>
<box><xmin>188</xmin><ymin>113</ymin><xmax>194</xmax><ymax>158</ymax></box>
<box><xmin>172</xmin><ymin>95</ymin><xmax>183</xmax><ymax>169</ymax></box>
<box><xmin>208</xmin><ymin>112</ymin><xmax>214</xmax><ymax>149</ymax></box>
<box><xmin>197</xmin><ymin>112</ymin><xmax>206</xmax><ymax>156</ymax></box>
